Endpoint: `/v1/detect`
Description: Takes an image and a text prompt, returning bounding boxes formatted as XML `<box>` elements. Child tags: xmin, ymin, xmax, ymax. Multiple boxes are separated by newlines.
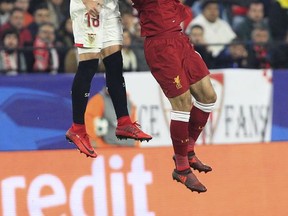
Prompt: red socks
<box><xmin>187</xmin><ymin>139</ymin><xmax>195</xmax><ymax>152</ymax></box>
<box><xmin>188</xmin><ymin>105</ymin><xmax>210</xmax><ymax>153</ymax></box>
<box><xmin>170</xmin><ymin>111</ymin><xmax>190</xmax><ymax>171</ymax></box>
<box><xmin>71</xmin><ymin>123</ymin><xmax>86</xmax><ymax>133</ymax></box>
<box><xmin>117</xmin><ymin>115</ymin><xmax>132</xmax><ymax>126</ymax></box>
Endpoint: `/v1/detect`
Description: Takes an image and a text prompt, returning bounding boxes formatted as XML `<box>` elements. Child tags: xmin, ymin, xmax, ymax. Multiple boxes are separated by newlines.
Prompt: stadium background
<box><xmin>1</xmin><ymin>0</ymin><xmax>288</xmax><ymax>215</ymax></box>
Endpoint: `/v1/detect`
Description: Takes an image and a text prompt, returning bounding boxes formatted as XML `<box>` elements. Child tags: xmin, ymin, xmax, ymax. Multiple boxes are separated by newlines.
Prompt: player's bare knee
<box><xmin>78</xmin><ymin>52</ymin><xmax>101</xmax><ymax>61</ymax></box>
<box><xmin>101</xmin><ymin>45</ymin><xmax>122</xmax><ymax>58</ymax></box>
<box><xmin>206</xmin><ymin>92</ymin><xmax>217</xmax><ymax>104</ymax></box>
<box><xmin>169</xmin><ymin>91</ymin><xmax>192</xmax><ymax>112</ymax></box>
<box><xmin>197</xmin><ymin>90</ymin><xmax>217</xmax><ymax>104</ymax></box>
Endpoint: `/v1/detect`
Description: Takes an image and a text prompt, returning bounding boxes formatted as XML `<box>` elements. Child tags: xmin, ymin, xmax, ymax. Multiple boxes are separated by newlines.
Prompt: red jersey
<box><xmin>132</xmin><ymin>0</ymin><xmax>189</xmax><ymax>37</ymax></box>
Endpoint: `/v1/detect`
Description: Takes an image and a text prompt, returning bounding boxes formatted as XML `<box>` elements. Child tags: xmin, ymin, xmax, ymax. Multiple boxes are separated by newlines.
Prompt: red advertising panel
<box><xmin>1</xmin><ymin>143</ymin><xmax>288</xmax><ymax>216</ymax></box>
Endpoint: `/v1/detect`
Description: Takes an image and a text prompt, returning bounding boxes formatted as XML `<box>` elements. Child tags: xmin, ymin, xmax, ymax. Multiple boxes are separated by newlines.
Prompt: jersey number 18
<box><xmin>85</xmin><ymin>13</ymin><xmax>100</xmax><ymax>27</ymax></box>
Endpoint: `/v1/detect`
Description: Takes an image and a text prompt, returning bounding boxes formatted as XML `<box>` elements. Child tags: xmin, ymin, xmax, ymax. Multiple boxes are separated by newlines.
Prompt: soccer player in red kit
<box><xmin>132</xmin><ymin>0</ymin><xmax>217</xmax><ymax>193</ymax></box>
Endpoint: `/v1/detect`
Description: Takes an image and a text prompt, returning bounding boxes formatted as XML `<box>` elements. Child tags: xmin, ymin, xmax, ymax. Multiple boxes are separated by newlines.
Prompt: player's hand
<box><xmin>83</xmin><ymin>0</ymin><xmax>103</xmax><ymax>17</ymax></box>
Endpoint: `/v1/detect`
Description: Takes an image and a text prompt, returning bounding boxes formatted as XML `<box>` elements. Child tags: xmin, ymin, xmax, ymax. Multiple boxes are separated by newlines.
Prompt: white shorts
<box><xmin>70</xmin><ymin>1</ymin><xmax>123</xmax><ymax>54</ymax></box>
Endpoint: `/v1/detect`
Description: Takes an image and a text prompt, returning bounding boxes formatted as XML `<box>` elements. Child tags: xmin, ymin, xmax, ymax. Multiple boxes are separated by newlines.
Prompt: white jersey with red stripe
<box><xmin>70</xmin><ymin>0</ymin><xmax>122</xmax><ymax>52</ymax></box>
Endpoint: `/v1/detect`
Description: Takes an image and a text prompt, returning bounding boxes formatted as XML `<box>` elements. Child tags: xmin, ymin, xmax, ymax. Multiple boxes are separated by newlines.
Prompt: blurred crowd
<box><xmin>0</xmin><ymin>0</ymin><xmax>287</xmax><ymax>75</ymax></box>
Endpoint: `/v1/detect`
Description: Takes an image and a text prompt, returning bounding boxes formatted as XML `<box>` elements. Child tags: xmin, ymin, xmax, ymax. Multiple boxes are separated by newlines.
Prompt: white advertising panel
<box><xmin>124</xmin><ymin>69</ymin><xmax>272</xmax><ymax>146</ymax></box>
<box><xmin>204</xmin><ymin>69</ymin><xmax>272</xmax><ymax>144</ymax></box>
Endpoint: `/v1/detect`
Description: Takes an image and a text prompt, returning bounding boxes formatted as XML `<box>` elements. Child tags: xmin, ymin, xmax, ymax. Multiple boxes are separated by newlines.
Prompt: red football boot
<box><xmin>173</xmin><ymin>154</ymin><xmax>212</xmax><ymax>173</ymax></box>
<box><xmin>116</xmin><ymin>122</ymin><xmax>152</xmax><ymax>142</ymax></box>
<box><xmin>66</xmin><ymin>127</ymin><xmax>97</xmax><ymax>158</ymax></box>
<box><xmin>172</xmin><ymin>168</ymin><xmax>207</xmax><ymax>193</ymax></box>
<box><xmin>188</xmin><ymin>153</ymin><xmax>212</xmax><ymax>173</ymax></box>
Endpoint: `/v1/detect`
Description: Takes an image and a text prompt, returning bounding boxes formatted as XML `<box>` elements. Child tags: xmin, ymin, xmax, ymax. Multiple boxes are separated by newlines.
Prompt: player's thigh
<box><xmin>144</xmin><ymin>38</ymin><xmax>189</xmax><ymax>98</ymax></box>
<box><xmin>183</xmin><ymin>44</ymin><xmax>216</xmax><ymax>103</ymax></box>
<box><xmin>183</xmin><ymin>44</ymin><xmax>210</xmax><ymax>85</ymax></box>
<box><xmin>189</xmin><ymin>75</ymin><xmax>217</xmax><ymax>103</ymax></box>
<box><xmin>101</xmin><ymin>17</ymin><xmax>123</xmax><ymax>58</ymax></box>
<box><xmin>78</xmin><ymin>50</ymin><xmax>101</xmax><ymax>61</ymax></box>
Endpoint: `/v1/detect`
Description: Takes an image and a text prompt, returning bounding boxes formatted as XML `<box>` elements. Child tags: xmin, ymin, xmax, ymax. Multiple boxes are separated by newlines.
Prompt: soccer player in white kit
<box><xmin>66</xmin><ymin>0</ymin><xmax>152</xmax><ymax>158</ymax></box>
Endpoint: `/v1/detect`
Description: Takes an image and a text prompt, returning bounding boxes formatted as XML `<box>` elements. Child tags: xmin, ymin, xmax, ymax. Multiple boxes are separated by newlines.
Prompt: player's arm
<box><xmin>82</xmin><ymin>0</ymin><xmax>103</xmax><ymax>17</ymax></box>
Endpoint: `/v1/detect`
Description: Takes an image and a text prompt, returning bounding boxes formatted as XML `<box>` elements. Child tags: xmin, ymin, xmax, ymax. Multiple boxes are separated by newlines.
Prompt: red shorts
<box><xmin>144</xmin><ymin>31</ymin><xmax>210</xmax><ymax>98</ymax></box>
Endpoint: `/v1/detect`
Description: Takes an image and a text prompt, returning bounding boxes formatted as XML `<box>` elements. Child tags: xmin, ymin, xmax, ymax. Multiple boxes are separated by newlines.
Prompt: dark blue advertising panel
<box><xmin>0</xmin><ymin>74</ymin><xmax>105</xmax><ymax>151</ymax></box>
<box><xmin>271</xmin><ymin>70</ymin><xmax>288</xmax><ymax>141</ymax></box>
